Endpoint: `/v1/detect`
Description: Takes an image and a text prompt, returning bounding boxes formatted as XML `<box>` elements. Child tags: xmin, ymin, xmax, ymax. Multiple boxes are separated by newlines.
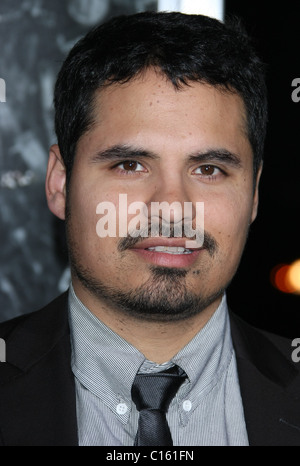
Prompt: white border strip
<box><xmin>157</xmin><ymin>0</ymin><xmax>224</xmax><ymax>21</ymax></box>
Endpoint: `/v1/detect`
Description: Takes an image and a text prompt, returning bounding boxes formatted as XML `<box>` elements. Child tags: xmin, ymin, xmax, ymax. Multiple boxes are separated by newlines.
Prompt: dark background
<box><xmin>0</xmin><ymin>1</ymin><xmax>299</xmax><ymax>336</ymax></box>
<box><xmin>225</xmin><ymin>1</ymin><xmax>300</xmax><ymax>337</ymax></box>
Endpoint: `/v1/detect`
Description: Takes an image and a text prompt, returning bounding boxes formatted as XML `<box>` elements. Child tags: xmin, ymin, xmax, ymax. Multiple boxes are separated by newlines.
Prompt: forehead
<box><xmin>84</xmin><ymin>69</ymin><xmax>250</xmax><ymax>158</ymax></box>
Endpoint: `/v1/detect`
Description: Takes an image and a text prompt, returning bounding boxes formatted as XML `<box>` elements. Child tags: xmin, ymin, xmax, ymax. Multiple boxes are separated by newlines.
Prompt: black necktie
<box><xmin>131</xmin><ymin>365</ymin><xmax>187</xmax><ymax>446</ymax></box>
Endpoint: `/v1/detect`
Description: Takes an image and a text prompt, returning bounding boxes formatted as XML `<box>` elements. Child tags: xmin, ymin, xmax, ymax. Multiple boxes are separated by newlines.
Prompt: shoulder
<box><xmin>229</xmin><ymin>310</ymin><xmax>300</xmax><ymax>388</ymax></box>
<box><xmin>0</xmin><ymin>292</ymin><xmax>69</xmax><ymax>339</ymax></box>
<box><xmin>0</xmin><ymin>292</ymin><xmax>77</xmax><ymax>446</ymax></box>
<box><xmin>0</xmin><ymin>292</ymin><xmax>70</xmax><ymax>374</ymax></box>
<box><xmin>229</xmin><ymin>311</ymin><xmax>295</xmax><ymax>360</ymax></box>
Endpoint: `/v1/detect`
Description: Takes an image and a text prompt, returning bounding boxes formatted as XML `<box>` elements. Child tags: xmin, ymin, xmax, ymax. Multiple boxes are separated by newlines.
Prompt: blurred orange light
<box><xmin>271</xmin><ymin>264</ymin><xmax>294</xmax><ymax>293</ymax></box>
<box><xmin>286</xmin><ymin>260</ymin><xmax>300</xmax><ymax>294</ymax></box>
<box><xmin>270</xmin><ymin>260</ymin><xmax>300</xmax><ymax>294</ymax></box>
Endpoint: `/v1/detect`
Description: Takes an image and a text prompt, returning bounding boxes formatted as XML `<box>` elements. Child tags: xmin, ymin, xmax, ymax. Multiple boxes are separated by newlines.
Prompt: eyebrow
<box><xmin>91</xmin><ymin>145</ymin><xmax>159</xmax><ymax>162</ymax></box>
<box><xmin>188</xmin><ymin>149</ymin><xmax>242</xmax><ymax>167</ymax></box>
<box><xmin>91</xmin><ymin>144</ymin><xmax>242</xmax><ymax>167</ymax></box>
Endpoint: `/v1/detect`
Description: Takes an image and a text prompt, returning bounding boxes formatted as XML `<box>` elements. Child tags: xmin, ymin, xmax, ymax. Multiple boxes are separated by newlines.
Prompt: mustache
<box><xmin>118</xmin><ymin>223</ymin><xmax>218</xmax><ymax>257</ymax></box>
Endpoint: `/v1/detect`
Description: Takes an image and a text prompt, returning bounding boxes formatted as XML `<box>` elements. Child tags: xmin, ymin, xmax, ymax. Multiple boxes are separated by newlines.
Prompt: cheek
<box><xmin>67</xmin><ymin>182</ymin><xmax>105</xmax><ymax>261</ymax></box>
<box><xmin>71</xmin><ymin>191</ymin><xmax>97</xmax><ymax>233</ymax></box>
<box><xmin>204</xmin><ymin>195</ymin><xmax>252</xmax><ymax>253</ymax></box>
<box><xmin>69</xmin><ymin>180</ymin><xmax>129</xmax><ymax>265</ymax></box>
<box><xmin>70</xmin><ymin>173</ymin><xmax>121</xmax><ymax>231</ymax></box>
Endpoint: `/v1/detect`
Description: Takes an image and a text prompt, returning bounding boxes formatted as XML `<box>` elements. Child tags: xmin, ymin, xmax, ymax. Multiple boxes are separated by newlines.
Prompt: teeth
<box><xmin>147</xmin><ymin>246</ymin><xmax>192</xmax><ymax>254</ymax></box>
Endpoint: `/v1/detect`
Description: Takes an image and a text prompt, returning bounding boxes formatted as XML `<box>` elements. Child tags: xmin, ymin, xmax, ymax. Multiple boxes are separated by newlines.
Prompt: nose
<box><xmin>147</xmin><ymin>172</ymin><xmax>196</xmax><ymax>232</ymax></box>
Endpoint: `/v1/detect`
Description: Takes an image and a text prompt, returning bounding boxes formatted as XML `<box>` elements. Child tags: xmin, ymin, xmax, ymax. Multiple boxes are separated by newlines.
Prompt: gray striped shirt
<box><xmin>68</xmin><ymin>284</ymin><xmax>249</xmax><ymax>446</ymax></box>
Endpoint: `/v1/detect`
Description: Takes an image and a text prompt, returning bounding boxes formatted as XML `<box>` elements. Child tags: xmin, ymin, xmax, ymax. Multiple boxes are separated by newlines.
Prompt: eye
<box><xmin>193</xmin><ymin>165</ymin><xmax>222</xmax><ymax>177</ymax></box>
<box><xmin>116</xmin><ymin>160</ymin><xmax>146</xmax><ymax>172</ymax></box>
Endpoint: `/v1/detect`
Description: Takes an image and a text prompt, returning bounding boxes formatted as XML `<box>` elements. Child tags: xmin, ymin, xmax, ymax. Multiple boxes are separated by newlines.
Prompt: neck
<box><xmin>72</xmin><ymin>279</ymin><xmax>222</xmax><ymax>364</ymax></box>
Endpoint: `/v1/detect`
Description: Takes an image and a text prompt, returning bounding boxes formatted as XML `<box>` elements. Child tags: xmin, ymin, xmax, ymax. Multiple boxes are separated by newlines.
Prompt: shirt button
<box><xmin>116</xmin><ymin>403</ymin><xmax>128</xmax><ymax>415</ymax></box>
<box><xmin>182</xmin><ymin>400</ymin><xmax>192</xmax><ymax>412</ymax></box>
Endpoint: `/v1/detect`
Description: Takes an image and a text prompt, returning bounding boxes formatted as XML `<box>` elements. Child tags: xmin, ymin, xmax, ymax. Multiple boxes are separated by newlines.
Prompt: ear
<box><xmin>45</xmin><ymin>144</ymin><xmax>67</xmax><ymax>220</ymax></box>
<box><xmin>250</xmin><ymin>162</ymin><xmax>263</xmax><ymax>223</ymax></box>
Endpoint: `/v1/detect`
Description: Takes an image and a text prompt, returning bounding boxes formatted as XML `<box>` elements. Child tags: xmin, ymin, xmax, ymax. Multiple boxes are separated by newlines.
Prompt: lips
<box><xmin>129</xmin><ymin>238</ymin><xmax>203</xmax><ymax>267</ymax></box>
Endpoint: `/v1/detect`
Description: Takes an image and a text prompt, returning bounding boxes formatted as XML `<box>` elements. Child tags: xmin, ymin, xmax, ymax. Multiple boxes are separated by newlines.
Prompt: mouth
<box><xmin>129</xmin><ymin>238</ymin><xmax>203</xmax><ymax>268</ymax></box>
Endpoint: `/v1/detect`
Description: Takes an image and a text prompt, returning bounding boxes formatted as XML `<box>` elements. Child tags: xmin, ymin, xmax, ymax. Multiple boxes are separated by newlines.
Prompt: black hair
<box><xmin>54</xmin><ymin>11</ymin><xmax>268</xmax><ymax>184</ymax></box>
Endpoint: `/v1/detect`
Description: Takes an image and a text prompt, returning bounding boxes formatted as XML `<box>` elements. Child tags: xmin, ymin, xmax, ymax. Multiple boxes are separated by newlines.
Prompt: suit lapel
<box><xmin>0</xmin><ymin>292</ymin><xmax>78</xmax><ymax>446</ymax></box>
<box><xmin>230</xmin><ymin>312</ymin><xmax>300</xmax><ymax>446</ymax></box>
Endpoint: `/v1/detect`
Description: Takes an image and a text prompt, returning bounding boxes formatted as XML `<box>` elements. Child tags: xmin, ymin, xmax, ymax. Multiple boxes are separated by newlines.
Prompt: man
<box><xmin>1</xmin><ymin>11</ymin><xmax>300</xmax><ymax>447</ymax></box>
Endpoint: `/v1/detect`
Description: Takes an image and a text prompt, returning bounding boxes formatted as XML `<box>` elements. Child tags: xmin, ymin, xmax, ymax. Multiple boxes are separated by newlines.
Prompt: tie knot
<box><xmin>131</xmin><ymin>365</ymin><xmax>186</xmax><ymax>413</ymax></box>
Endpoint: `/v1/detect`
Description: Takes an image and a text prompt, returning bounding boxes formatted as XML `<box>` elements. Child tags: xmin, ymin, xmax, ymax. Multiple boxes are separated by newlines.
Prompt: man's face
<box><xmin>65</xmin><ymin>69</ymin><xmax>260</xmax><ymax>322</ymax></box>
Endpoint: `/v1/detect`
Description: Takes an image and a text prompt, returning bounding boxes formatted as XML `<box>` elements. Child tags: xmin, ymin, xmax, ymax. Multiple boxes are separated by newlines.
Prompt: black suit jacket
<box><xmin>0</xmin><ymin>292</ymin><xmax>300</xmax><ymax>446</ymax></box>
